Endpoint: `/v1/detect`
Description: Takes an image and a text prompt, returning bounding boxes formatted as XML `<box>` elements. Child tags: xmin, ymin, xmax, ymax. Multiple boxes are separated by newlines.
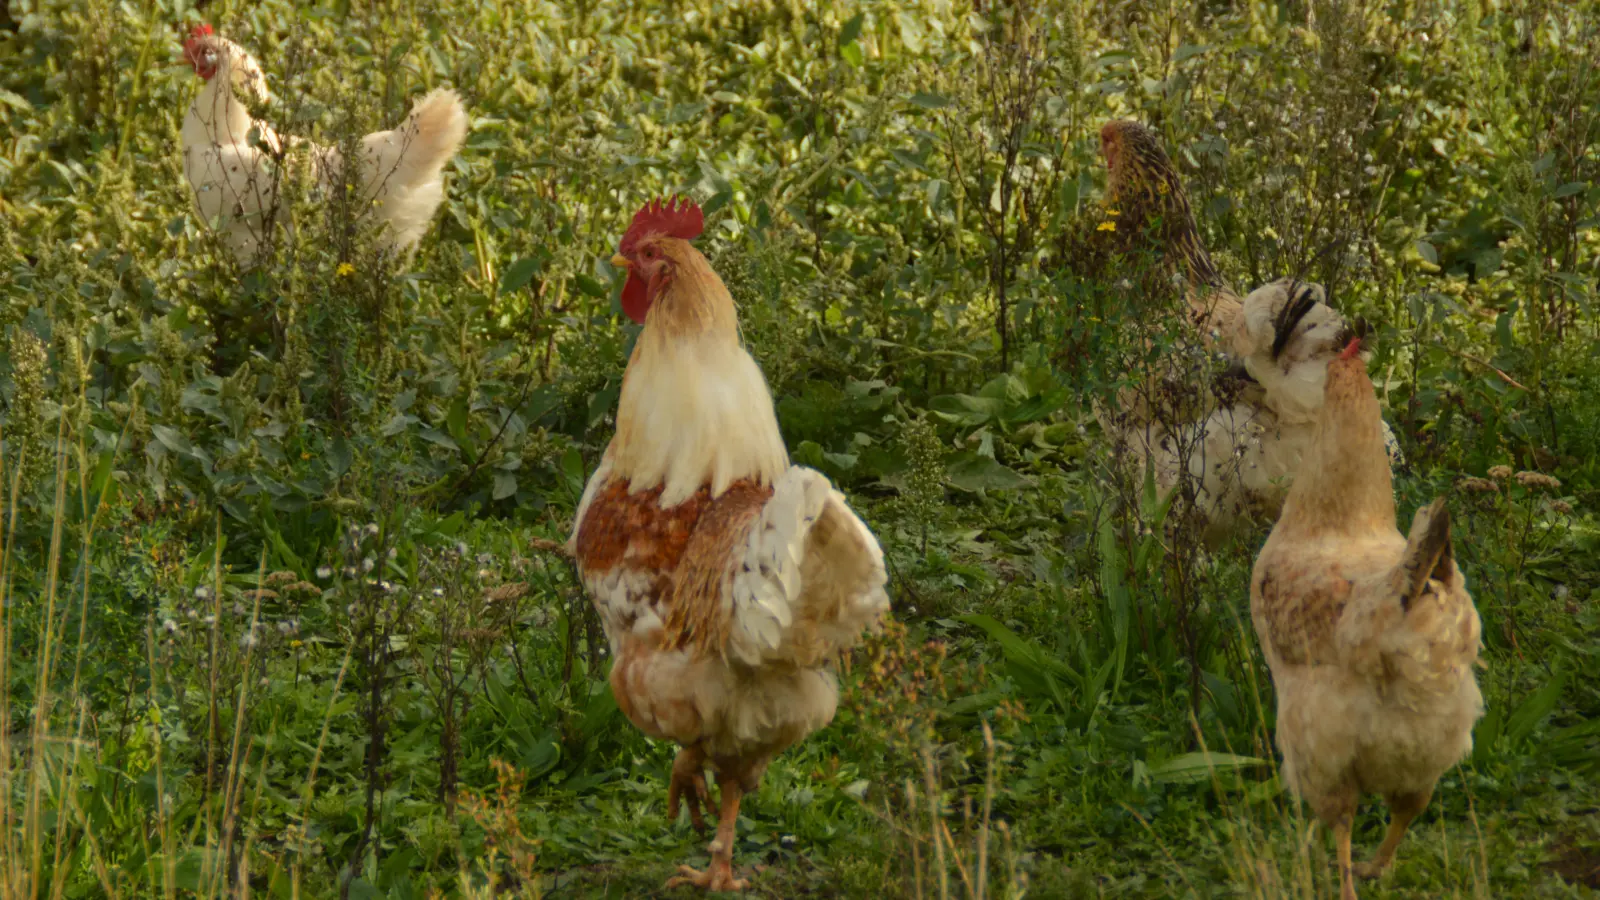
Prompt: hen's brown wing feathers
<box><xmin>1256</xmin><ymin>566</ymin><xmax>1353</xmax><ymax>667</ymax></box>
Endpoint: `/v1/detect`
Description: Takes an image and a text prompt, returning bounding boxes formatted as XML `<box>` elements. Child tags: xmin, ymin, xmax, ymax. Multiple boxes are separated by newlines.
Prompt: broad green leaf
<box><xmin>1146</xmin><ymin>752</ymin><xmax>1268</xmax><ymax>785</ymax></box>
<box><xmin>419</xmin><ymin>428</ymin><xmax>459</xmax><ymax>451</ymax></box>
<box><xmin>1504</xmin><ymin>670</ymin><xmax>1566</xmax><ymax>750</ymax></box>
<box><xmin>151</xmin><ymin>425</ymin><xmax>194</xmax><ymax>456</ymax></box>
<box><xmin>929</xmin><ymin>392</ymin><xmax>1005</xmax><ymax>426</ymax></box>
<box><xmin>500</xmin><ymin>256</ymin><xmax>541</xmax><ymax>293</ymax></box>
<box><xmin>946</xmin><ymin>452</ymin><xmax>1030</xmax><ymax>491</ymax></box>
<box><xmin>329</xmin><ymin>436</ymin><xmax>352</xmax><ymax>476</ymax></box>
<box><xmin>839</xmin><ymin>12</ymin><xmax>864</xmax><ymax>45</ymax></box>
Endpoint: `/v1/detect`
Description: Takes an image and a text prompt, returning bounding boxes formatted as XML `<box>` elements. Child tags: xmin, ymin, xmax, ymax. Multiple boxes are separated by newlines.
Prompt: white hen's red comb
<box><xmin>1339</xmin><ymin>337</ymin><xmax>1364</xmax><ymax>360</ymax></box>
<box><xmin>619</xmin><ymin>196</ymin><xmax>704</xmax><ymax>256</ymax></box>
<box><xmin>183</xmin><ymin>23</ymin><xmax>214</xmax><ymax>61</ymax></box>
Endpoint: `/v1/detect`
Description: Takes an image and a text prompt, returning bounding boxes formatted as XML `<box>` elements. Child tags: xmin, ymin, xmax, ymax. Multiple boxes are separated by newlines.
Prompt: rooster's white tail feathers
<box><xmin>724</xmin><ymin>467</ymin><xmax>889</xmax><ymax>668</ymax></box>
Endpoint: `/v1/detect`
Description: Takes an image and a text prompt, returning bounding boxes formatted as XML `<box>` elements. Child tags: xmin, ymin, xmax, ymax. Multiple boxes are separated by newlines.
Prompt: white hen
<box><xmin>180</xmin><ymin>24</ymin><xmax>468</xmax><ymax>264</ymax></box>
<box><xmin>1180</xmin><ymin>279</ymin><xmax>1404</xmax><ymax>540</ymax></box>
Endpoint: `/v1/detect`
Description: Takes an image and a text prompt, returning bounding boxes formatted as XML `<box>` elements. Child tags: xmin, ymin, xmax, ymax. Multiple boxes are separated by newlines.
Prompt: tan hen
<box><xmin>1251</xmin><ymin>340</ymin><xmax>1483</xmax><ymax>899</ymax></box>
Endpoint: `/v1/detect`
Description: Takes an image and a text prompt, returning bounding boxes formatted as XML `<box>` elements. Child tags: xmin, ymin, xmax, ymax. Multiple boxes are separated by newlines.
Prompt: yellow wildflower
<box><xmin>1097</xmin><ymin>221</ymin><xmax>1117</xmax><ymax>232</ymax></box>
<box><xmin>336</xmin><ymin>263</ymin><xmax>355</xmax><ymax>277</ymax></box>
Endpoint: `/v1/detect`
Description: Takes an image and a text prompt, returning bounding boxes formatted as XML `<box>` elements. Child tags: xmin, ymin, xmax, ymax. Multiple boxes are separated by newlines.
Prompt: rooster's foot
<box><xmin>666</xmin><ymin>859</ymin><xmax>747</xmax><ymax>892</ymax></box>
<box><xmin>667</xmin><ymin>749</ymin><xmax>714</xmax><ymax>834</ymax></box>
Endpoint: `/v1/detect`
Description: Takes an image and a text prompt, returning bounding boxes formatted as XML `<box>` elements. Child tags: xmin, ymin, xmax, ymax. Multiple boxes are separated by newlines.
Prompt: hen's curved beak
<box><xmin>610</xmin><ymin>254</ymin><xmax>630</xmax><ymax>269</ymax></box>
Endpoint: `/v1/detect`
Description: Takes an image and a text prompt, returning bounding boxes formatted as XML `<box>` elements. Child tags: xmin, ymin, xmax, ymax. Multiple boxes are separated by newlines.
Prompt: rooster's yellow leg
<box><xmin>667</xmin><ymin>747</ymin><xmax>714</xmax><ymax>835</ymax></box>
<box><xmin>1354</xmin><ymin>789</ymin><xmax>1431</xmax><ymax>879</ymax></box>
<box><xmin>666</xmin><ymin>775</ymin><xmax>748</xmax><ymax>892</ymax></box>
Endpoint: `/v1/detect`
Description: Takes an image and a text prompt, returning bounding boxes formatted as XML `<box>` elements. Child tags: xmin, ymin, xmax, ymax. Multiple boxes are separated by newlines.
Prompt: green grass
<box><xmin>1</xmin><ymin>0</ymin><xmax>1598</xmax><ymax>896</ymax></box>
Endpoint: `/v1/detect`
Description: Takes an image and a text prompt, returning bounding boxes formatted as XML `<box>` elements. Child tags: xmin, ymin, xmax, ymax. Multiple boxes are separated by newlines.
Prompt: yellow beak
<box><xmin>610</xmin><ymin>254</ymin><xmax>630</xmax><ymax>269</ymax></box>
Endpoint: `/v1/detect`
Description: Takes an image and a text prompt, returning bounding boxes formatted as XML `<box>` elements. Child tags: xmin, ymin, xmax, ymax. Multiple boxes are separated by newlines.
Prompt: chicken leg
<box><xmin>666</xmin><ymin>768</ymin><xmax>749</xmax><ymax>892</ymax></box>
<box><xmin>1333</xmin><ymin>814</ymin><xmax>1358</xmax><ymax>900</ymax></box>
<box><xmin>668</xmin><ymin>746</ymin><xmax>714</xmax><ymax>835</ymax></box>
<box><xmin>1354</xmin><ymin>788</ymin><xmax>1432</xmax><ymax>879</ymax></box>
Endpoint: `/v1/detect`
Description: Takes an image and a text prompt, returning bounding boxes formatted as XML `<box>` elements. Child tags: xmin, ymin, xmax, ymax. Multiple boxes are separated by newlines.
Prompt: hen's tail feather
<box><xmin>379</xmin><ymin>89</ymin><xmax>469</xmax><ymax>191</ymax></box>
<box><xmin>1269</xmin><ymin>282</ymin><xmax>1320</xmax><ymax>362</ymax></box>
<box><xmin>317</xmin><ymin>88</ymin><xmax>469</xmax><ymax>255</ymax></box>
<box><xmin>1392</xmin><ymin>498</ymin><xmax>1454</xmax><ymax>611</ymax></box>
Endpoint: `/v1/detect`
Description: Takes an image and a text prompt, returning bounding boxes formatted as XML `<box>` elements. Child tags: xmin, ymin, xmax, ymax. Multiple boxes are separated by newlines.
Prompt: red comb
<box><xmin>618</xmin><ymin>195</ymin><xmax>704</xmax><ymax>255</ymax></box>
<box><xmin>183</xmin><ymin>23</ymin><xmax>213</xmax><ymax>60</ymax></box>
<box><xmin>1339</xmin><ymin>336</ymin><xmax>1363</xmax><ymax>360</ymax></box>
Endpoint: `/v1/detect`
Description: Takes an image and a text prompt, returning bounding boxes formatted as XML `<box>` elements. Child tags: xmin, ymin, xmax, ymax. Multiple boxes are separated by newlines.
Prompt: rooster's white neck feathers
<box><xmin>604</xmin><ymin>262</ymin><xmax>789</xmax><ymax>508</ymax></box>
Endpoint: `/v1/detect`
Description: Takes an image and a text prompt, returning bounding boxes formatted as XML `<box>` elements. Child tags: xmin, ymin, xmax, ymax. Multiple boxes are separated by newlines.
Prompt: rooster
<box><xmin>180</xmin><ymin>24</ymin><xmax>467</xmax><ymax>264</ymax></box>
<box><xmin>569</xmin><ymin>197</ymin><xmax>890</xmax><ymax>891</ymax></box>
<box><xmin>1251</xmin><ymin>338</ymin><xmax>1482</xmax><ymax>900</ymax></box>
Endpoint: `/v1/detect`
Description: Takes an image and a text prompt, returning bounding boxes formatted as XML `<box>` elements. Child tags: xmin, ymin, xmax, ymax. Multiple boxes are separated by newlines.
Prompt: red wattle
<box><xmin>621</xmin><ymin>272</ymin><xmax>650</xmax><ymax>324</ymax></box>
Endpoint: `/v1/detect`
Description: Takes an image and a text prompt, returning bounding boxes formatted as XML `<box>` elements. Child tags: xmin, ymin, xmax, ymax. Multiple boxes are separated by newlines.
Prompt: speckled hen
<box><xmin>569</xmin><ymin>197</ymin><xmax>889</xmax><ymax>892</ymax></box>
<box><xmin>1096</xmin><ymin>120</ymin><xmax>1403</xmax><ymax>540</ymax></box>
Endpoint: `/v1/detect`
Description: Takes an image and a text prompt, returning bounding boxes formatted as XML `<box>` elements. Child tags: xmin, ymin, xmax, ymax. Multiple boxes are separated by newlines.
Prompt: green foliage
<box><xmin>1</xmin><ymin>0</ymin><xmax>1597</xmax><ymax>896</ymax></box>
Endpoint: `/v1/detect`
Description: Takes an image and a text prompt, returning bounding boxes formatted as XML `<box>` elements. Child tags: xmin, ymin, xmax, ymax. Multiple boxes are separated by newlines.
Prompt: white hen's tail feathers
<box><xmin>368</xmin><ymin>89</ymin><xmax>469</xmax><ymax>197</ymax></box>
<box><xmin>323</xmin><ymin>88</ymin><xmax>468</xmax><ymax>255</ymax></box>
<box><xmin>724</xmin><ymin>467</ymin><xmax>889</xmax><ymax>668</ymax></box>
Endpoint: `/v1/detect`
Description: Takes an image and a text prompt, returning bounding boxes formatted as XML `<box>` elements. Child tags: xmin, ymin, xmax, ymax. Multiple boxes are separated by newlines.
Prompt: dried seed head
<box><xmin>1514</xmin><ymin>471</ymin><xmax>1561</xmax><ymax>492</ymax></box>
